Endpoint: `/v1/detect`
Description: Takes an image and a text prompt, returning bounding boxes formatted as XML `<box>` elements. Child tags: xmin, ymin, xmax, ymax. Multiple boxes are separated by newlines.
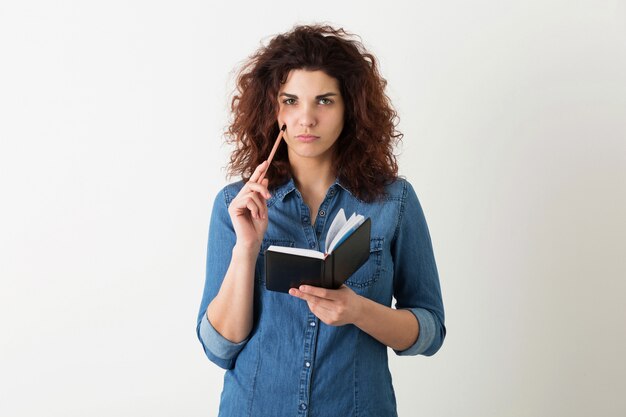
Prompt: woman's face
<box><xmin>277</xmin><ymin>69</ymin><xmax>345</xmax><ymax>164</ymax></box>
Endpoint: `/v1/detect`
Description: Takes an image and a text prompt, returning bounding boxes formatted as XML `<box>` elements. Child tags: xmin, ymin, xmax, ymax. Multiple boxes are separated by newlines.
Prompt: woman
<box><xmin>197</xmin><ymin>24</ymin><xmax>445</xmax><ymax>417</ymax></box>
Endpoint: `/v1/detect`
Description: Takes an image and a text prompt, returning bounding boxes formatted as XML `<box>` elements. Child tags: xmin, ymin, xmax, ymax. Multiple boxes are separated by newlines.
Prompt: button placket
<box><xmin>297</xmin><ymin>195</ymin><xmax>319</xmax><ymax>254</ymax></box>
<box><xmin>314</xmin><ymin>190</ymin><xmax>337</xmax><ymax>244</ymax></box>
<box><xmin>298</xmin><ymin>314</ymin><xmax>318</xmax><ymax>416</ymax></box>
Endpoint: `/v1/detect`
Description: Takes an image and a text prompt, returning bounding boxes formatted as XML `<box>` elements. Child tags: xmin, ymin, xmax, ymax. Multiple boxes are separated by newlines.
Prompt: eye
<box><xmin>282</xmin><ymin>98</ymin><xmax>296</xmax><ymax>105</ymax></box>
<box><xmin>319</xmin><ymin>98</ymin><xmax>333</xmax><ymax>105</ymax></box>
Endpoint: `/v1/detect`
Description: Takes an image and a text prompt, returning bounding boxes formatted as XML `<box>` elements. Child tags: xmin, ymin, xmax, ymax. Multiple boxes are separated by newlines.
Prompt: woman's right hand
<box><xmin>228</xmin><ymin>161</ymin><xmax>271</xmax><ymax>252</ymax></box>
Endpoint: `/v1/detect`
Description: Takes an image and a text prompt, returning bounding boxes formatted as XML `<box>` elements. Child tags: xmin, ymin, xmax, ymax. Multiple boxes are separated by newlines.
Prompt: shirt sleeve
<box><xmin>196</xmin><ymin>186</ymin><xmax>249</xmax><ymax>370</ymax></box>
<box><xmin>391</xmin><ymin>180</ymin><xmax>446</xmax><ymax>357</ymax></box>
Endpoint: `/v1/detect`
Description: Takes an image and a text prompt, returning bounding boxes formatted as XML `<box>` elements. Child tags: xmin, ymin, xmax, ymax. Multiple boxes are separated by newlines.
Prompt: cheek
<box><xmin>277</xmin><ymin>106</ymin><xmax>296</xmax><ymax>124</ymax></box>
<box><xmin>326</xmin><ymin>111</ymin><xmax>344</xmax><ymax>132</ymax></box>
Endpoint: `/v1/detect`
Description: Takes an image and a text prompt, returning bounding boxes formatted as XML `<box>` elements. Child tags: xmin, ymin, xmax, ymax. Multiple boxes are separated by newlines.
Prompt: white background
<box><xmin>1</xmin><ymin>1</ymin><xmax>625</xmax><ymax>416</ymax></box>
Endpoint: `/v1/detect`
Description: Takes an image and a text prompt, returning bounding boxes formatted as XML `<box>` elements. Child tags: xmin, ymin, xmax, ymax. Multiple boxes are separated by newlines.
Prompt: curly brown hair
<box><xmin>225</xmin><ymin>24</ymin><xmax>403</xmax><ymax>202</ymax></box>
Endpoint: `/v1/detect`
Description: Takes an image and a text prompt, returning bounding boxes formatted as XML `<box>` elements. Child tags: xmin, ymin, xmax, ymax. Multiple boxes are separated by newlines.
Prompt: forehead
<box><xmin>279</xmin><ymin>69</ymin><xmax>341</xmax><ymax>94</ymax></box>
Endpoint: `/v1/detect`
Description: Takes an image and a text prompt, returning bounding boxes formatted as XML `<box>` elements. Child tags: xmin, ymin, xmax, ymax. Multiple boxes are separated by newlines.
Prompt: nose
<box><xmin>298</xmin><ymin>105</ymin><xmax>317</xmax><ymax>127</ymax></box>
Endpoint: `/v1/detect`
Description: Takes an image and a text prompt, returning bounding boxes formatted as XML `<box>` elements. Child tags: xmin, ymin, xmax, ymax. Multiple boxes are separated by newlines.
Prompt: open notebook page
<box><xmin>326</xmin><ymin>213</ymin><xmax>365</xmax><ymax>254</ymax></box>
<box><xmin>324</xmin><ymin>208</ymin><xmax>347</xmax><ymax>253</ymax></box>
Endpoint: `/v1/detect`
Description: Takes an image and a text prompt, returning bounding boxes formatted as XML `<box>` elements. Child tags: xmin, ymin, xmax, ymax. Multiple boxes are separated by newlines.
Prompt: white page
<box><xmin>328</xmin><ymin>213</ymin><xmax>357</xmax><ymax>251</ymax></box>
<box><xmin>327</xmin><ymin>213</ymin><xmax>365</xmax><ymax>254</ymax></box>
<box><xmin>266</xmin><ymin>245</ymin><xmax>325</xmax><ymax>259</ymax></box>
<box><xmin>325</xmin><ymin>208</ymin><xmax>346</xmax><ymax>253</ymax></box>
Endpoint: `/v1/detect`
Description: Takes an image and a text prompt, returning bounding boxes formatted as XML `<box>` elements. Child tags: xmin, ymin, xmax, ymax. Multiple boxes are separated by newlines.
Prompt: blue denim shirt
<box><xmin>196</xmin><ymin>177</ymin><xmax>446</xmax><ymax>417</ymax></box>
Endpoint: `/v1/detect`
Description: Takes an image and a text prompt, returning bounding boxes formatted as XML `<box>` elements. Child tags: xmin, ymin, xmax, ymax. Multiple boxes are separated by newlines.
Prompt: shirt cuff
<box><xmin>199</xmin><ymin>312</ymin><xmax>249</xmax><ymax>363</ymax></box>
<box><xmin>394</xmin><ymin>307</ymin><xmax>436</xmax><ymax>356</ymax></box>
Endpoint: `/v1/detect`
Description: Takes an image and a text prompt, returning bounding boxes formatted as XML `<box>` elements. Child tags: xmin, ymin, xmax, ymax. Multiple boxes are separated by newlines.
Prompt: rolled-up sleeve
<box><xmin>196</xmin><ymin>186</ymin><xmax>248</xmax><ymax>369</ymax></box>
<box><xmin>198</xmin><ymin>311</ymin><xmax>248</xmax><ymax>370</ymax></box>
<box><xmin>392</xmin><ymin>181</ymin><xmax>446</xmax><ymax>357</ymax></box>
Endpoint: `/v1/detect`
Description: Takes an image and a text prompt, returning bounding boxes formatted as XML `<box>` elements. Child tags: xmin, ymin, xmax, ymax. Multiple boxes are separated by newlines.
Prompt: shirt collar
<box><xmin>268</xmin><ymin>175</ymin><xmax>358</xmax><ymax>206</ymax></box>
<box><xmin>334</xmin><ymin>177</ymin><xmax>357</xmax><ymax>198</ymax></box>
<box><xmin>270</xmin><ymin>177</ymin><xmax>297</xmax><ymax>204</ymax></box>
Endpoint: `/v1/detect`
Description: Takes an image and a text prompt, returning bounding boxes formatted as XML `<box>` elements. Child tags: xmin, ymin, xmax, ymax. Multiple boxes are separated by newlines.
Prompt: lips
<box><xmin>296</xmin><ymin>134</ymin><xmax>320</xmax><ymax>143</ymax></box>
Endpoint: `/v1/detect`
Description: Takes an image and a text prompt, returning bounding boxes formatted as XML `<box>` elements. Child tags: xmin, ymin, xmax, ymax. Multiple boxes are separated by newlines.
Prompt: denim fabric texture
<box><xmin>196</xmin><ymin>177</ymin><xmax>446</xmax><ymax>417</ymax></box>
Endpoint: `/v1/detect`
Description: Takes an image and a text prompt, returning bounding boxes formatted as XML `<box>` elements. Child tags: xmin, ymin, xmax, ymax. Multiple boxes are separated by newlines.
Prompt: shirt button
<box><xmin>303</xmin><ymin>216</ymin><xmax>309</xmax><ymax>223</ymax></box>
<box><xmin>309</xmin><ymin>242</ymin><xmax>315</xmax><ymax>248</ymax></box>
<box><xmin>329</xmin><ymin>189</ymin><xmax>335</xmax><ymax>195</ymax></box>
<box><xmin>319</xmin><ymin>209</ymin><xmax>325</xmax><ymax>217</ymax></box>
<box><xmin>309</xmin><ymin>321</ymin><xmax>316</xmax><ymax>327</ymax></box>
<box><xmin>300</xmin><ymin>404</ymin><xmax>307</xmax><ymax>410</ymax></box>
<box><xmin>305</xmin><ymin>361</ymin><xmax>311</xmax><ymax>368</ymax></box>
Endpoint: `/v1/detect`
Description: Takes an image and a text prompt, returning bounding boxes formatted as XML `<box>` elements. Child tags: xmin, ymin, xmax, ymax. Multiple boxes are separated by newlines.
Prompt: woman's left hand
<box><xmin>289</xmin><ymin>285</ymin><xmax>363</xmax><ymax>326</ymax></box>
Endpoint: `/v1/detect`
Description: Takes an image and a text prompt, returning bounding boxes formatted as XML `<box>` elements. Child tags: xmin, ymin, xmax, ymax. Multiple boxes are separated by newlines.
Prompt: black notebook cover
<box><xmin>264</xmin><ymin>218</ymin><xmax>371</xmax><ymax>293</ymax></box>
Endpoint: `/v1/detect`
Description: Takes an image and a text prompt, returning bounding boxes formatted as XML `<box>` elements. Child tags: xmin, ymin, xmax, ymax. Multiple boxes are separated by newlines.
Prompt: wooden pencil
<box><xmin>258</xmin><ymin>124</ymin><xmax>286</xmax><ymax>182</ymax></box>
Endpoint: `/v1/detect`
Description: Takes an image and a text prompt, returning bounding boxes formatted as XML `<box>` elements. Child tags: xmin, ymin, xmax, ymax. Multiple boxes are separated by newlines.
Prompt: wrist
<box><xmin>351</xmin><ymin>293</ymin><xmax>369</xmax><ymax>327</ymax></box>
<box><xmin>232</xmin><ymin>242</ymin><xmax>260</xmax><ymax>260</ymax></box>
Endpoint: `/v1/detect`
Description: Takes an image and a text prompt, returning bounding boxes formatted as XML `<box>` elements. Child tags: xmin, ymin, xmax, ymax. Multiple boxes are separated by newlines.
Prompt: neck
<box><xmin>289</xmin><ymin>156</ymin><xmax>336</xmax><ymax>197</ymax></box>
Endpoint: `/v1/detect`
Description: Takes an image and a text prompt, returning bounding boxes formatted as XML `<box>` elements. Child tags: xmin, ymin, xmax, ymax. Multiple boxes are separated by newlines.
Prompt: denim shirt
<box><xmin>196</xmin><ymin>177</ymin><xmax>446</xmax><ymax>417</ymax></box>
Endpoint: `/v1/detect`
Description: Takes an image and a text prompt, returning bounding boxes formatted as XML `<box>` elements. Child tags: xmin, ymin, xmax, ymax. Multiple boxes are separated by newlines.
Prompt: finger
<box><xmin>232</xmin><ymin>189</ymin><xmax>264</xmax><ymax>212</ymax></box>
<box><xmin>244</xmin><ymin>192</ymin><xmax>267</xmax><ymax>219</ymax></box>
<box><xmin>289</xmin><ymin>288</ymin><xmax>334</xmax><ymax>311</ymax></box>
<box><xmin>231</xmin><ymin>191</ymin><xmax>265</xmax><ymax>219</ymax></box>
<box><xmin>244</xmin><ymin>182</ymin><xmax>271</xmax><ymax>199</ymax></box>
<box><xmin>249</xmin><ymin>160</ymin><xmax>268</xmax><ymax>183</ymax></box>
<box><xmin>297</xmin><ymin>285</ymin><xmax>336</xmax><ymax>300</ymax></box>
<box><xmin>247</xmin><ymin>191</ymin><xmax>268</xmax><ymax>219</ymax></box>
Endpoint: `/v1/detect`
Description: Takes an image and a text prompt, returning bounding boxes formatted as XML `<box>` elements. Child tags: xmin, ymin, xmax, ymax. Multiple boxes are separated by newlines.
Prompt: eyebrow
<box><xmin>279</xmin><ymin>92</ymin><xmax>339</xmax><ymax>99</ymax></box>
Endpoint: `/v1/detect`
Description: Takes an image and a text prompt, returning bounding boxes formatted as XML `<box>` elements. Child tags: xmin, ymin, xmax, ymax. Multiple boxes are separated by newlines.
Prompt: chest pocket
<box><xmin>256</xmin><ymin>238</ymin><xmax>295</xmax><ymax>285</ymax></box>
<box><xmin>344</xmin><ymin>237</ymin><xmax>384</xmax><ymax>289</ymax></box>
